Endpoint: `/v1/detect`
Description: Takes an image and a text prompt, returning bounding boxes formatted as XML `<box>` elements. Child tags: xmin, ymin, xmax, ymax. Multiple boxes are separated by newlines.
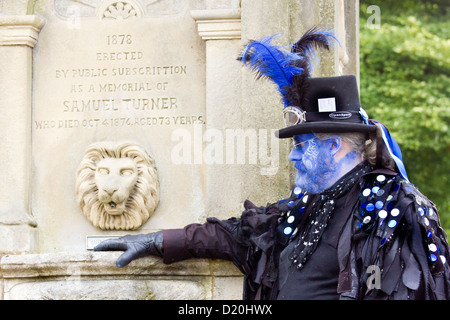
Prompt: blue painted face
<box><xmin>289</xmin><ymin>133</ymin><xmax>346</xmax><ymax>194</ymax></box>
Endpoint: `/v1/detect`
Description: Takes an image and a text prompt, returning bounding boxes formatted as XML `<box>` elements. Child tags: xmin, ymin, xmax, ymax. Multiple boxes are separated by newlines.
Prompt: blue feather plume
<box><xmin>239</xmin><ymin>29</ymin><xmax>339</xmax><ymax>108</ymax></box>
<box><xmin>239</xmin><ymin>34</ymin><xmax>305</xmax><ymax>106</ymax></box>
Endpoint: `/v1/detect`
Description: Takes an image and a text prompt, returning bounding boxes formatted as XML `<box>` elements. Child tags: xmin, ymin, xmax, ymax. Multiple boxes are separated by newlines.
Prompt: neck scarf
<box><xmin>286</xmin><ymin>161</ymin><xmax>372</xmax><ymax>269</ymax></box>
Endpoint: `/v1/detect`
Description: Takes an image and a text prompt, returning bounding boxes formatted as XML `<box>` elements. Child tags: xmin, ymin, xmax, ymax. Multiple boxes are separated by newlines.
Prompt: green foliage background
<box><xmin>359</xmin><ymin>0</ymin><xmax>450</xmax><ymax>232</ymax></box>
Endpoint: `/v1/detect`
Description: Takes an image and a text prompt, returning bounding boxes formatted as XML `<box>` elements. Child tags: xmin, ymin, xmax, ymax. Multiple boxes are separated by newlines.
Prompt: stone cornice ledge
<box><xmin>190</xmin><ymin>8</ymin><xmax>241</xmax><ymax>40</ymax></box>
<box><xmin>0</xmin><ymin>251</ymin><xmax>241</xmax><ymax>279</ymax></box>
<box><xmin>0</xmin><ymin>15</ymin><xmax>45</xmax><ymax>48</ymax></box>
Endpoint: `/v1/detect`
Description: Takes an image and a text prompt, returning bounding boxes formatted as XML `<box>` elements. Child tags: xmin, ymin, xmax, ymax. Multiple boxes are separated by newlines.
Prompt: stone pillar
<box><xmin>191</xmin><ymin>8</ymin><xmax>245</xmax><ymax>219</ymax></box>
<box><xmin>191</xmin><ymin>4</ymin><xmax>298</xmax><ymax>218</ymax></box>
<box><xmin>240</xmin><ymin>0</ymin><xmax>292</xmax><ymax>204</ymax></box>
<box><xmin>0</xmin><ymin>14</ymin><xmax>45</xmax><ymax>253</ymax></box>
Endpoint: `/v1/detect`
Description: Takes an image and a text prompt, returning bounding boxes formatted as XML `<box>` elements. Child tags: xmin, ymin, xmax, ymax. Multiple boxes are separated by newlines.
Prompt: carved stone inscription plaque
<box><xmin>33</xmin><ymin>0</ymin><xmax>206</xmax><ymax>252</ymax></box>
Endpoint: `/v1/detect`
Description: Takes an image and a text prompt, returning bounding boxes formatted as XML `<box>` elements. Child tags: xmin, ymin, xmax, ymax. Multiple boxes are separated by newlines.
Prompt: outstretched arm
<box><xmin>94</xmin><ymin>221</ymin><xmax>244</xmax><ymax>268</ymax></box>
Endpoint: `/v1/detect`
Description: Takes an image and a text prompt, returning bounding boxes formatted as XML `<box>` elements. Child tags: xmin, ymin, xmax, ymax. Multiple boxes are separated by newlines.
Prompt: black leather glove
<box><xmin>94</xmin><ymin>231</ymin><xmax>163</xmax><ymax>268</ymax></box>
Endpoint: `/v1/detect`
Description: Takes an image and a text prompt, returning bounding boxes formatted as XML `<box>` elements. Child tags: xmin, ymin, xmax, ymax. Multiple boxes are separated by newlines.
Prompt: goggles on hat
<box><xmin>283</xmin><ymin>106</ymin><xmax>306</xmax><ymax>127</ymax></box>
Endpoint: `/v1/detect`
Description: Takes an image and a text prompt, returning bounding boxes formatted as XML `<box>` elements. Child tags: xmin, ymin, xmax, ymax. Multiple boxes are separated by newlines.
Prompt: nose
<box><xmin>288</xmin><ymin>147</ymin><xmax>303</xmax><ymax>162</ymax></box>
<box><xmin>103</xmin><ymin>187</ymin><xmax>118</xmax><ymax>196</ymax></box>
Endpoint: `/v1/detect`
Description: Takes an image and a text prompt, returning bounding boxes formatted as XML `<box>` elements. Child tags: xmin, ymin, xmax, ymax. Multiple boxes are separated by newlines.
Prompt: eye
<box><xmin>292</xmin><ymin>140</ymin><xmax>306</xmax><ymax>150</ymax></box>
<box><xmin>97</xmin><ymin>168</ymin><xmax>109</xmax><ymax>175</ymax></box>
<box><xmin>121</xmin><ymin>169</ymin><xmax>135</xmax><ymax>176</ymax></box>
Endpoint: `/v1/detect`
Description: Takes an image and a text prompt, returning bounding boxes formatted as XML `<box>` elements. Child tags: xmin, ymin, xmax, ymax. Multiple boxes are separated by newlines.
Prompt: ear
<box><xmin>329</xmin><ymin>136</ymin><xmax>341</xmax><ymax>156</ymax></box>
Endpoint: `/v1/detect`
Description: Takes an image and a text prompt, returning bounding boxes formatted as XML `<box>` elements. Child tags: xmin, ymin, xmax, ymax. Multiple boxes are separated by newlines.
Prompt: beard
<box><xmin>294</xmin><ymin>144</ymin><xmax>339</xmax><ymax>194</ymax></box>
<box><xmin>295</xmin><ymin>162</ymin><xmax>339</xmax><ymax>194</ymax></box>
<box><xmin>294</xmin><ymin>149</ymin><xmax>363</xmax><ymax>194</ymax></box>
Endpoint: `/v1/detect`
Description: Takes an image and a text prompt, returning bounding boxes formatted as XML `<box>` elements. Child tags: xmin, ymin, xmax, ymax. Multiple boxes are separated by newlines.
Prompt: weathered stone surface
<box><xmin>1</xmin><ymin>252</ymin><xmax>243</xmax><ymax>300</ymax></box>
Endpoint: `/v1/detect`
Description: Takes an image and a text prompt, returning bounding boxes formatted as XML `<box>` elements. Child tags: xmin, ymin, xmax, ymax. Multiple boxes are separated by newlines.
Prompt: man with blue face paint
<box><xmin>95</xmin><ymin>29</ymin><xmax>450</xmax><ymax>300</ymax></box>
<box><xmin>289</xmin><ymin>133</ymin><xmax>359</xmax><ymax>194</ymax></box>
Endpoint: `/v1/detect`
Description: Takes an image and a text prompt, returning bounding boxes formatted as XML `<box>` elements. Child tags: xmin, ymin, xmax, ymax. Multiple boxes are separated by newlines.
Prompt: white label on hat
<box><xmin>318</xmin><ymin>97</ymin><xmax>337</xmax><ymax>112</ymax></box>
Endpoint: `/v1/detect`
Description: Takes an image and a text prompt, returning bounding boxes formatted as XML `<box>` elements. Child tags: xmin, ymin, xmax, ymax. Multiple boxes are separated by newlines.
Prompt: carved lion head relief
<box><xmin>76</xmin><ymin>141</ymin><xmax>159</xmax><ymax>230</ymax></box>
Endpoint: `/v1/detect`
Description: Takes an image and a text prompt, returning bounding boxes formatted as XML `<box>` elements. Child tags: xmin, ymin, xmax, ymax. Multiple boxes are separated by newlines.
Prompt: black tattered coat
<box><xmin>162</xmin><ymin>168</ymin><xmax>450</xmax><ymax>300</ymax></box>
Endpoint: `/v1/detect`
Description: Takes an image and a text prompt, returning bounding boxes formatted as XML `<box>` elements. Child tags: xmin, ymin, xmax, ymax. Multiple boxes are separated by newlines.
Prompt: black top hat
<box><xmin>239</xmin><ymin>28</ymin><xmax>409</xmax><ymax>180</ymax></box>
<box><xmin>239</xmin><ymin>28</ymin><xmax>375</xmax><ymax>139</ymax></box>
<box><xmin>276</xmin><ymin>75</ymin><xmax>376</xmax><ymax>138</ymax></box>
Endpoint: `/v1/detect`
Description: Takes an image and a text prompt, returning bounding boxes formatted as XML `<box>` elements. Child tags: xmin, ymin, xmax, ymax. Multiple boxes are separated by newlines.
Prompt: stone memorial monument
<box><xmin>0</xmin><ymin>0</ymin><xmax>359</xmax><ymax>299</ymax></box>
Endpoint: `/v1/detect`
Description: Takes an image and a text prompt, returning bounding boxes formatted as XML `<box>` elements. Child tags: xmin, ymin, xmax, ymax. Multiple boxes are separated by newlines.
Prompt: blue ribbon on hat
<box><xmin>371</xmin><ymin>120</ymin><xmax>409</xmax><ymax>182</ymax></box>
